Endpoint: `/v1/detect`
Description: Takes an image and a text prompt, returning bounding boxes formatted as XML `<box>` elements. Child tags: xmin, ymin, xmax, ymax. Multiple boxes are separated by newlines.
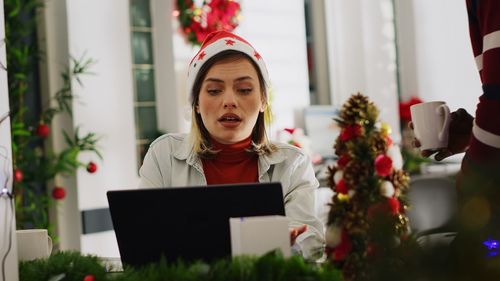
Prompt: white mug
<box><xmin>410</xmin><ymin>101</ymin><xmax>451</xmax><ymax>150</ymax></box>
<box><xmin>16</xmin><ymin>229</ymin><xmax>53</xmax><ymax>261</ymax></box>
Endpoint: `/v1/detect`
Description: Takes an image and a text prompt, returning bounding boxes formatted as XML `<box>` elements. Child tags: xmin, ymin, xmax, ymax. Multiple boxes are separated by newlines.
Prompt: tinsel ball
<box><xmin>334</xmin><ymin>170</ymin><xmax>343</xmax><ymax>185</ymax></box>
<box><xmin>380</xmin><ymin>181</ymin><xmax>395</xmax><ymax>198</ymax></box>
<box><xmin>325</xmin><ymin>224</ymin><xmax>342</xmax><ymax>247</ymax></box>
<box><xmin>380</xmin><ymin>122</ymin><xmax>392</xmax><ymax>136</ymax></box>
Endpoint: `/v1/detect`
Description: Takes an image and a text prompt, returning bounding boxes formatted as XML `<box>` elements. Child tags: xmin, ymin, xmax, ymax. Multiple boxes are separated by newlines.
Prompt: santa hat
<box><xmin>187</xmin><ymin>30</ymin><xmax>270</xmax><ymax>101</ymax></box>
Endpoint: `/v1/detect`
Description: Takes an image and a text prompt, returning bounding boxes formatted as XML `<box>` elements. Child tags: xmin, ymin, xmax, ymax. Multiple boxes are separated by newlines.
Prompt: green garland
<box><xmin>4</xmin><ymin>0</ymin><xmax>102</xmax><ymax>232</ymax></box>
<box><xmin>19</xmin><ymin>251</ymin><xmax>342</xmax><ymax>281</ymax></box>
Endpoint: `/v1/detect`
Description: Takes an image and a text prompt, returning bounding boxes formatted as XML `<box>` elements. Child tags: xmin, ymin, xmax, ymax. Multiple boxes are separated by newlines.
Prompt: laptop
<box><xmin>107</xmin><ymin>182</ymin><xmax>285</xmax><ymax>267</ymax></box>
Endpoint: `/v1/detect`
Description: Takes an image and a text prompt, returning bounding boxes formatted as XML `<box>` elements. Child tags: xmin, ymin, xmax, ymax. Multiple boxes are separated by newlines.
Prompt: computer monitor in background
<box><xmin>303</xmin><ymin>106</ymin><xmax>340</xmax><ymax>159</ymax></box>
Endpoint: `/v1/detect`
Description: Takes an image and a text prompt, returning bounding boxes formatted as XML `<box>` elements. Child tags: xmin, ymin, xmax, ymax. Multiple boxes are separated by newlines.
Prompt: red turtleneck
<box><xmin>202</xmin><ymin>137</ymin><xmax>259</xmax><ymax>185</ymax></box>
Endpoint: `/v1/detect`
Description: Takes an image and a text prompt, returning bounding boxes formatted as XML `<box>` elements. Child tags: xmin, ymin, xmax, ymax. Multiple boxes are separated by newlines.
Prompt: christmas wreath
<box><xmin>175</xmin><ymin>0</ymin><xmax>241</xmax><ymax>46</ymax></box>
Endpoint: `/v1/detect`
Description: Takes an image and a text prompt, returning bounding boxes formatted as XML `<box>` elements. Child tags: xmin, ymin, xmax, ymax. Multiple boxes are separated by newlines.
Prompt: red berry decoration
<box><xmin>83</xmin><ymin>274</ymin><xmax>95</xmax><ymax>281</ymax></box>
<box><xmin>86</xmin><ymin>162</ymin><xmax>97</xmax><ymax>173</ymax></box>
<box><xmin>52</xmin><ymin>187</ymin><xmax>66</xmax><ymax>200</ymax></box>
<box><xmin>14</xmin><ymin>169</ymin><xmax>23</xmax><ymax>183</ymax></box>
<box><xmin>36</xmin><ymin>123</ymin><xmax>50</xmax><ymax>138</ymax></box>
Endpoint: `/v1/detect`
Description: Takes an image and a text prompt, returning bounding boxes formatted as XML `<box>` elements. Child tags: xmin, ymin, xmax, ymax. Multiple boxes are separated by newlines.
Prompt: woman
<box><xmin>139</xmin><ymin>31</ymin><xmax>325</xmax><ymax>259</ymax></box>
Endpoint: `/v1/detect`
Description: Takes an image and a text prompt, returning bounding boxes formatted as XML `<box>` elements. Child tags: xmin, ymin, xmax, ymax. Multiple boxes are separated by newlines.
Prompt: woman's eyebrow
<box><xmin>234</xmin><ymin>76</ymin><xmax>253</xmax><ymax>82</ymax></box>
<box><xmin>204</xmin><ymin>77</ymin><xmax>224</xmax><ymax>83</ymax></box>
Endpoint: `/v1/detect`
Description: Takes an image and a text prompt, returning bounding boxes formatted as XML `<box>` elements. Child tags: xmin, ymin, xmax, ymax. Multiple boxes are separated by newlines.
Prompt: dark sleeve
<box><xmin>465</xmin><ymin>0</ymin><xmax>500</xmax><ymax>166</ymax></box>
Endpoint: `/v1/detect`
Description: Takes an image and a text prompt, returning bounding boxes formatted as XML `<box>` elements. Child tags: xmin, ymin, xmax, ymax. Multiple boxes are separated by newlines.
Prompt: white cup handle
<box><xmin>47</xmin><ymin>236</ymin><xmax>53</xmax><ymax>256</ymax></box>
<box><xmin>437</xmin><ymin>104</ymin><xmax>451</xmax><ymax>142</ymax></box>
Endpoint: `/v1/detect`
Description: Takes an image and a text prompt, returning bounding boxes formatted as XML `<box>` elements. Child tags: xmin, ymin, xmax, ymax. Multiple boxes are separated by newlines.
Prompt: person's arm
<box><xmin>464</xmin><ymin>0</ymin><xmax>500</xmax><ymax>165</ymax></box>
<box><xmin>282</xmin><ymin>151</ymin><xmax>325</xmax><ymax>259</ymax></box>
<box><xmin>138</xmin><ymin>142</ymin><xmax>168</xmax><ymax>188</ymax></box>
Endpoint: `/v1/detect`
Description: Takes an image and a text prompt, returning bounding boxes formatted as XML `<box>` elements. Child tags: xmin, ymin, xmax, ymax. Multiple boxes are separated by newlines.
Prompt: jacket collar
<box><xmin>173</xmin><ymin>134</ymin><xmax>287</xmax><ymax>177</ymax></box>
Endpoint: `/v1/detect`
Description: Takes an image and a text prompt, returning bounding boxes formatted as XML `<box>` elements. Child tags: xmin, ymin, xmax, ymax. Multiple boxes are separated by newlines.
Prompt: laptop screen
<box><xmin>107</xmin><ymin>182</ymin><xmax>285</xmax><ymax>267</ymax></box>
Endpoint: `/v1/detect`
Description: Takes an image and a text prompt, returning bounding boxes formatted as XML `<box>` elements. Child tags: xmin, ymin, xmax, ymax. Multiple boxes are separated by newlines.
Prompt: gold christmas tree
<box><xmin>326</xmin><ymin>93</ymin><xmax>410</xmax><ymax>280</ymax></box>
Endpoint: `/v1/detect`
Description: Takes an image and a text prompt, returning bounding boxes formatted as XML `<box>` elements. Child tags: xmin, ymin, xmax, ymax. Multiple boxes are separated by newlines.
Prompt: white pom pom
<box><xmin>387</xmin><ymin>145</ymin><xmax>403</xmax><ymax>170</ymax></box>
<box><xmin>334</xmin><ymin>170</ymin><xmax>343</xmax><ymax>185</ymax></box>
<box><xmin>348</xmin><ymin>189</ymin><xmax>356</xmax><ymax>198</ymax></box>
<box><xmin>380</xmin><ymin>181</ymin><xmax>395</xmax><ymax>198</ymax></box>
<box><xmin>325</xmin><ymin>224</ymin><xmax>342</xmax><ymax>247</ymax></box>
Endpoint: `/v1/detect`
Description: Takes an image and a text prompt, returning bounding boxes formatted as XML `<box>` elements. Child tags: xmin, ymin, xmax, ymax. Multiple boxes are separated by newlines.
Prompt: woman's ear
<box><xmin>195</xmin><ymin>105</ymin><xmax>200</xmax><ymax>114</ymax></box>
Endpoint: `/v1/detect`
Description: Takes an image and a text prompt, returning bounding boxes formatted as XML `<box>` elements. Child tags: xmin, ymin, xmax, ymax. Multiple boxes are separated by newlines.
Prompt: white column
<box><xmin>37</xmin><ymin>0</ymin><xmax>82</xmax><ymax>251</ymax></box>
<box><xmin>0</xmin><ymin>0</ymin><xmax>20</xmax><ymax>279</ymax></box>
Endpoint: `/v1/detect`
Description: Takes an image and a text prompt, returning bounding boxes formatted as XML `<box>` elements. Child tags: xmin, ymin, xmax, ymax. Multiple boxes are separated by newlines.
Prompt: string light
<box><xmin>483</xmin><ymin>238</ymin><xmax>500</xmax><ymax>257</ymax></box>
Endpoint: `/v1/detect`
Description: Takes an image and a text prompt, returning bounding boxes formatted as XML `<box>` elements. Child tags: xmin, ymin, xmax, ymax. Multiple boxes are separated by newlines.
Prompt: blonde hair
<box><xmin>189</xmin><ymin>50</ymin><xmax>277</xmax><ymax>158</ymax></box>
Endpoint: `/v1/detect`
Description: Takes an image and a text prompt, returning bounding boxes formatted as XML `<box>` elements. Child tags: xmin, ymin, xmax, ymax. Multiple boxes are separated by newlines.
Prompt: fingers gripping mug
<box><xmin>16</xmin><ymin>229</ymin><xmax>53</xmax><ymax>261</ymax></box>
<box><xmin>410</xmin><ymin>101</ymin><xmax>451</xmax><ymax>150</ymax></box>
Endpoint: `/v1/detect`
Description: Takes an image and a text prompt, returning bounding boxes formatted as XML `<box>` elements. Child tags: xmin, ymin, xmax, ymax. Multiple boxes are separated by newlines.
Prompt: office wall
<box><xmin>395</xmin><ymin>0</ymin><xmax>481</xmax><ymax>114</ymax></box>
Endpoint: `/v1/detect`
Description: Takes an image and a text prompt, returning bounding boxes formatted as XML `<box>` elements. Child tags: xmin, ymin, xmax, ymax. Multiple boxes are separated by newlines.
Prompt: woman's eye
<box><xmin>207</xmin><ymin>89</ymin><xmax>222</xmax><ymax>95</ymax></box>
<box><xmin>238</xmin><ymin>88</ymin><xmax>253</xmax><ymax>94</ymax></box>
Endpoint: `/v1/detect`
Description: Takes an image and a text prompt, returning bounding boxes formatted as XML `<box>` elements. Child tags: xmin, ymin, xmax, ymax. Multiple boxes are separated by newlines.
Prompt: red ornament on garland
<box><xmin>14</xmin><ymin>169</ymin><xmax>23</xmax><ymax>183</ymax></box>
<box><xmin>332</xmin><ymin>230</ymin><xmax>353</xmax><ymax>261</ymax></box>
<box><xmin>374</xmin><ymin>154</ymin><xmax>393</xmax><ymax>177</ymax></box>
<box><xmin>339</xmin><ymin>124</ymin><xmax>363</xmax><ymax>141</ymax></box>
<box><xmin>83</xmin><ymin>275</ymin><xmax>95</xmax><ymax>281</ymax></box>
<box><xmin>86</xmin><ymin>162</ymin><xmax>97</xmax><ymax>174</ymax></box>
<box><xmin>335</xmin><ymin>179</ymin><xmax>348</xmax><ymax>195</ymax></box>
<box><xmin>175</xmin><ymin>0</ymin><xmax>241</xmax><ymax>46</ymax></box>
<box><xmin>36</xmin><ymin>123</ymin><xmax>50</xmax><ymax>138</ymax></box>
<box><xmin>52</xmin><ymin>187</ymin><xmax>66</xmax><ymax>200</ymax></box>
<box><xmin>337</xmin><ymin>154</ymin><xmax>350</xmax><ymax>168</ymax></box>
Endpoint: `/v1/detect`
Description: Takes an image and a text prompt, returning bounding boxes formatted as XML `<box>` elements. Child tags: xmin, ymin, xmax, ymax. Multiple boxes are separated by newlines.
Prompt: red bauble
<box><xmin>339</xmin><ymin>124</ymin><xmax>363</xmax><ymax>142</ymax></box>
<box><xmin>335</xmin><ymin>179</ymin><xmax>348</xmax><ymax>195</ymax></box>
<box><xmin>332</xmin><ymin>230</ymin><xmax>352</xmax><ymax>261</ymax></box>
<box><xmin>86</xmin><ymin>162</ymin><xmax>97</xmax><ymax>174</ymax></box>
<box><xmin>36</xmin><ymin>123</ymin><xmax>50</xmax><ymax>138</ymax></box>
<box><xmin>387</xmin><ymin>197</ymin><xmax>401</xmax><ymax>215</ymax></box>
<box><xmin>374</xmin><ymin>154</ymin><xmax>393</xmax><ymax>177</ymax></box>
<box><xmin>368</xmin><ymin>198</ymin><xmax>400</xmax><ymax>217</ymax></box>
<box><xmin>14</xmin><ymin>169</ymin><xmax>23</xmax><ymax>183</ymax></box>
<box><xmin>337</xmin><ymin>154</ymin><xmax>350</xmax><ymax>168</ymax></box>
<box><xmin>52</xmin><ymin>187</ymin><xmax>66</xmax><ymax>200</ymax></box>
<box><xmin>83</xmin><ymin>275</ymin><xmax>95</xmax><ymax>281</ymax></box>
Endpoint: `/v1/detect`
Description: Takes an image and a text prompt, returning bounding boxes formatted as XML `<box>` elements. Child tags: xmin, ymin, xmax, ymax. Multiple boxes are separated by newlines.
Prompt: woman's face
<box><xmin>196</xmin><ymin>57</ymin><xmax>266</xmax><ymax>144</ymax></box>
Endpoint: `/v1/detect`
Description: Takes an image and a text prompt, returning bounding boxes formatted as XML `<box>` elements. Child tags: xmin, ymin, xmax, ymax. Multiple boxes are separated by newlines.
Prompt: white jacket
<box><xmin>139</xmin><ymin>133</ymin><xmax>325</xmax><ymax>259</ymax></box>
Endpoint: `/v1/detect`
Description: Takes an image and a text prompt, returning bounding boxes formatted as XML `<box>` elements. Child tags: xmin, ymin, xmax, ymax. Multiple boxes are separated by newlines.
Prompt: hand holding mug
<box><xmin>410</xmin><ymin>105</ymin><xmax>473</xmax><ymax>161</ymax></box>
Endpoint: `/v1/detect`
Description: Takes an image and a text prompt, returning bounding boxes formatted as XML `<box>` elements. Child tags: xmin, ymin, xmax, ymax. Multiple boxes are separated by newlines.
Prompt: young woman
<box><xmin>139</xmin><ymin>31</ymin><xmax>325</xmax><ymax>259</ymax></box>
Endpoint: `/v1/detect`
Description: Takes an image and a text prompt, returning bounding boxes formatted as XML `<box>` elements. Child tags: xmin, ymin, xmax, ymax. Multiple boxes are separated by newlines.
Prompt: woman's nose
<box><xmin>223</xmin><ymin>91</ymin><xmax>237</xmax><ymax>108</ymax></box>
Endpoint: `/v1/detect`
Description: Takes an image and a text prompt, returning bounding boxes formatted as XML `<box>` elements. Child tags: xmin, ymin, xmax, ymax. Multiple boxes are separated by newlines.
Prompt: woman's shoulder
<box><xmin>148</xmin><ymin>133</ymin><xmax>189</xmax><ymax>154</ymax></box>
<box><xmin>269</xmin><ymin>141</ymin><xmax>307</xmax><ymax>160</ymax></box>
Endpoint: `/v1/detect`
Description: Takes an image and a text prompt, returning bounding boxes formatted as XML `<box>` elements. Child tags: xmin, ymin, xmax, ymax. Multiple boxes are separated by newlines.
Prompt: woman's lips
<box><xmin>218</xmin><ymin>113</ymin><xmax>241</xmax><ymax>128</ymax></box>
